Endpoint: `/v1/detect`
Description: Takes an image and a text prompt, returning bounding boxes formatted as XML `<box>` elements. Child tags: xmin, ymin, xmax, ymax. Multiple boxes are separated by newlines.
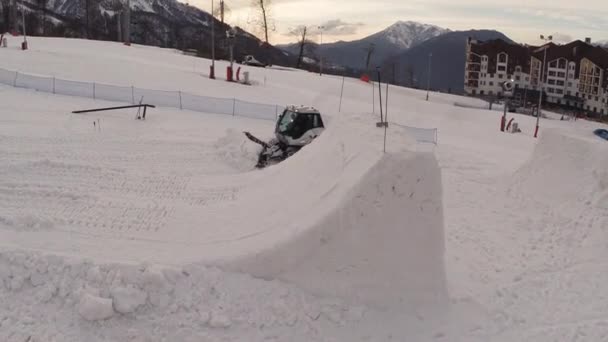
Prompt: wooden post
<box><xmin>339</xmin><ymin>76</ymin><xmax>345</xmax><ymax>112</ymax></box>
<box><xmin>178</xmin><ymin>91</ymin><xmax>183</xmax><ymax>110</ymax></box>
<box><xmin>131</xmin><ymin>86</ymin><xmax>135</xmax><ymax>104</ymax></box>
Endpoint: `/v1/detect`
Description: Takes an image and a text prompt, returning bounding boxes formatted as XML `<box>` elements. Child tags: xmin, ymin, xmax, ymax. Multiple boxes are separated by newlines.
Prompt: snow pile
<box><xmin>0</xmin><ymin>251</ymin><xmax>375</xmax><ymax>342</ymax></box>
<box><xmin>212</xmin><ymin>128</ymin><xmax>262</xmax><ymax>172</ymax></box>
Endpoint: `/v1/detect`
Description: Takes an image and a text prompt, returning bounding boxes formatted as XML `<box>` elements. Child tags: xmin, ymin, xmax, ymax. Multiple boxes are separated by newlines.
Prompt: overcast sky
<box><xmin>195</xmin><ymin>0</ymin><xmax>608</xmax><ymax>45</ymax></box>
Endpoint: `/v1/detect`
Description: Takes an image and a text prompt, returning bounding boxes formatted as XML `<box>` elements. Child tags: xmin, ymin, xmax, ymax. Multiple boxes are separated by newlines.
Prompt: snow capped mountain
<box><xmin>377</xmin><ymin>21</ymin><xmax>450</xmax><ymax>49</ymax></box>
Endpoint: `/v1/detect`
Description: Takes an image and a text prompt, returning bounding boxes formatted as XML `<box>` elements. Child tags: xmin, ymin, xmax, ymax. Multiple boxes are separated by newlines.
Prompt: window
<box><xmin>558</xmin><ymin>59</ymin><xmax>567</xmax><ymax>69</ymax></box>
<box><xmin>498</xmin><ymin>74</ymin><xmax>503</xmax><ymax>79</ymax></box>
<box><xmin>568</xmin><ymin>82</ymin><xmax>573</xmax><ymax>87</ymax></box>
<box><xmin>516</xmin><ymin>76</ymin><xmax>521</xmax><ymax>81</ymax></box>
<box><xmin>498</xmin><ymin>65</ymin><xmax>506</xmax><ymax>71</ymax></box>
<box><xmin>498</xmin><ymin>53</ymin><xmax>507</xmax><ymax>63</ymax></box>
<box><xmin>549</xmin><ymin>60</ymin><xmax>557</xmax><ymax>68</ymax></box>
<box><xmin>556</xmin><ymin>89</ymin><xmax>563</xmax><ymax>94</ymax></box>
<box><xmin>548</xmin><ymin>71</ymin><xmax>556</xmax><ymax>76</ymax></box>
<box><xmin>548</xmin><ymin>79</ymin><xmax>556</xmax><ymax>85</ymax></box>
<box><xmin>596</xmin><ymin>96</ymin><xmax>599</xmax><ymax>101</ymax></box>
<box><xmin>489</xmin><ymin>82</ymin><xmax>494</xmax><ymax>86</ymax></box>
<box><xmin>557</xmin><ymin>72</ymin><xmax>565</xmax><ymax>78</ymax></box>
<box><xmin>556</xmin><ymin>80</ymin><xmax>565</xmax><ymax>86</ymax></box>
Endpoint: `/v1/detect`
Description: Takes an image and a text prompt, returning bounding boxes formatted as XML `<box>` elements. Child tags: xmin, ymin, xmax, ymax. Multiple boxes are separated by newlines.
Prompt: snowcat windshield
<box><xmin>278</xmin><ymin>110</ymin><xmax>298</xmax><ymax>134</ymax></box>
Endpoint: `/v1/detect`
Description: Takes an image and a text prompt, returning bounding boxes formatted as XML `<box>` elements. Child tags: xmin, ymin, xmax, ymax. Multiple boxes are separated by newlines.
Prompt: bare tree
<box><xmin>287</xmin><ymin>25</ymin><xmax>309</xmax><ymax>68</ymax></box>
<box><xmin>250</xmin><ymin>0</ymin><xmax>274</xmax><ymax>45</ymax></box>
<box><xmin>405</xmin><ymin>64</ymin><xmax>414</xmax><ymax>86</ymax></box>
<box><xmin>213</xmin><ymin>0</ymin><xmax>231</xmax><ymax>24</ymax></box>
<box><xmin>363</xmin><ymin>43</ymin><xmax>375</xmax><ymax>71</ymax></box>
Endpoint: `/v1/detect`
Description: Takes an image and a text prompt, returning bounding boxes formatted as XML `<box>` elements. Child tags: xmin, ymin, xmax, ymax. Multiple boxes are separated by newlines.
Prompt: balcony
<box><xmin>467</xmin><ymin>64</ymin><xmax>481</xmax><ymax>72</ymax></box>
<box><xmin>466</xmin><ymin>80</ymin><xmax>479</xmax><ymax>88</ymax></box>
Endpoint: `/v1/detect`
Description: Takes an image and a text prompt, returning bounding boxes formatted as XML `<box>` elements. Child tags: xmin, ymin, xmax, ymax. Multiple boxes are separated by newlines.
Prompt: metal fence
<box><xmin>390</xmin><ymin>122</ymin><xmax>438</xmax><ymax>145</ymax></box>
<box><xmin>0</xmin><ymin>67</ymin><xmax>438</xmax><ymax>144</ymax></box>
<box><xmin>0</xmin><ymin>67</ymin><xmax>282</xmax><ymax>121</ymax></box>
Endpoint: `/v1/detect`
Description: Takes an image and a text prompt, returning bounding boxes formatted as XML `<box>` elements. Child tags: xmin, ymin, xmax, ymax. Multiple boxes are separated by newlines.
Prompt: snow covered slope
<box><xmin>3</xmin><ymin>36</ymin><xmax>608</xmax><ymax>341</ymax></box>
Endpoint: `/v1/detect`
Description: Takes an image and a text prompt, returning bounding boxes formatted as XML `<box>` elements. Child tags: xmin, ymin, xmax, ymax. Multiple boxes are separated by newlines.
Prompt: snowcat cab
<box><xmin>244</xmin><ymin>106</ymin><xmax>325</xmax><ymax>168</ymax></box>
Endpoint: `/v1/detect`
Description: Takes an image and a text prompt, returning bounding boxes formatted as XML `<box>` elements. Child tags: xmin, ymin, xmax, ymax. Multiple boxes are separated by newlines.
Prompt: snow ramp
<box><xmin>221</xmin><ymin>114</ymin><xmax>447</xmax><ymax>308</ymax></box>
<box><xmin>0</xmin><ymin>111</ymin><xmax>446</xmax><ymax>308</ymax></box>
<box><xmin>509</xmin><ymin>129</ymin><xmax>608</xmax><ymax>210</ymax></box>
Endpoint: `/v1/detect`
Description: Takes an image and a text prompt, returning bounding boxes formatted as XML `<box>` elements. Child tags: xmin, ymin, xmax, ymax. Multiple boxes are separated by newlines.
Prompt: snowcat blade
<box><xmin>243</xmin><ymin>131</ymin><xmax>270</xmax><ymax>148</ymax></box>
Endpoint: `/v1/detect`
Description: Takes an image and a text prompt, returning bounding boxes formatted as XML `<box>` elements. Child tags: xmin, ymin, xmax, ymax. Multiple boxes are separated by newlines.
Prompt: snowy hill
<box><xmin>1</xmin><ymin>36</ymin><xmax>608</xmax><ymax>341</ymax></box>
<box><xmin>596</xmin><ymin>39</ymin><xmax>608</xmax><ymax>48</ymax></box>
<box><xmin>7</xmin><ymin>0</ymin><xmax>292</xmax><ymax>65</ymax></box>
<box><xmin>279</xmin><ymin>21</ymin><xmax>448</xmax><ymax>70</ymax></box>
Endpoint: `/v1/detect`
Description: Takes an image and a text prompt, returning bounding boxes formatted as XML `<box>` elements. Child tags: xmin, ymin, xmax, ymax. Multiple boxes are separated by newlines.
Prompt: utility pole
<box><xmin>426</xmin><ymin>52</ymin><xmax>432</xmax><ymax>101</ymax></box>
<box><xmin>534</xmin><ymin>35</ymin><xmax>552</xmax><ymax>138</ymax></box>
<box><xmin>210</xmin><ymin>0</ymin><xmax>215</xmax><ymax>79</ymax></box>
<box><xmin>124</xmin><ymin>0</ymin><xmax>130</xmax><ymax>45</ymax></box>
<box><xmin>318</xmin><ymin>25</ymin><xmax>324</xmax><ymax>76</ymax></box>
<box><xmin>220</xmin><ymin>0</ymin><xmax>224</xmax><ymax>24</ymax></box>
<box><xmin>377</xmin><ymin>67</ymin><xmax>383</xmax><ymax>123</ymax></box>
<box><xmin>21</xmin><ymin>0</ymin><xmax>27</xmax><ymax>50</ymax></box>
<box><xmin>10</xmin><ymin>0</ymin><xmax>18</xmax><ymax>33</ymax></box>
<box><xmin>85</xmin><ymin>0</ymin><xmax>89</xmax><ymax>39</ymax></box>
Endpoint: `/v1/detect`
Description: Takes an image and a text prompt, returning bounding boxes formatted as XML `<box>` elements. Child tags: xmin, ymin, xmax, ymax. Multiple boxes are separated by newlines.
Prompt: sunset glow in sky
<box><xmin>193</xmin><ymin>0</ymin><xmax>608</xmax><ymax>45</ymax></box>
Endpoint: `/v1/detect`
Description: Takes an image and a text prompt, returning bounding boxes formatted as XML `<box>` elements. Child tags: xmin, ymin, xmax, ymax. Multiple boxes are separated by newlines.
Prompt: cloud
<box><xmin>317</xmin><ymin>19</ymin><xmax>365</xmax><ymax>36</ymax></box>
<box><xmin>550</xmin><ymin>33</ymin><xmax>573</xmax><ymax>44</ymax></box>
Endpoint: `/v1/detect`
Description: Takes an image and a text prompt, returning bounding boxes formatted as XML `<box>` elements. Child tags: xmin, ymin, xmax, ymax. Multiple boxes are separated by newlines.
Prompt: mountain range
<box><xmin>278</xmin><ymin>21</ymin><xmax>449</xmax><ymax>70</ymax></box>
<box><xmin>278</xmin><ymin>21</ymin><xmax>512</xmax><ymax>93</ymax></box>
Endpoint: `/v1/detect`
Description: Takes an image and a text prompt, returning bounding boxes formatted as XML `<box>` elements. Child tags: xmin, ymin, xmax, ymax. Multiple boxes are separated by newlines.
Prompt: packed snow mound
<box><xmin>509</xmin><ymin>130</ymin><xmax>608</xmax><ymax>210</ymax></box>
